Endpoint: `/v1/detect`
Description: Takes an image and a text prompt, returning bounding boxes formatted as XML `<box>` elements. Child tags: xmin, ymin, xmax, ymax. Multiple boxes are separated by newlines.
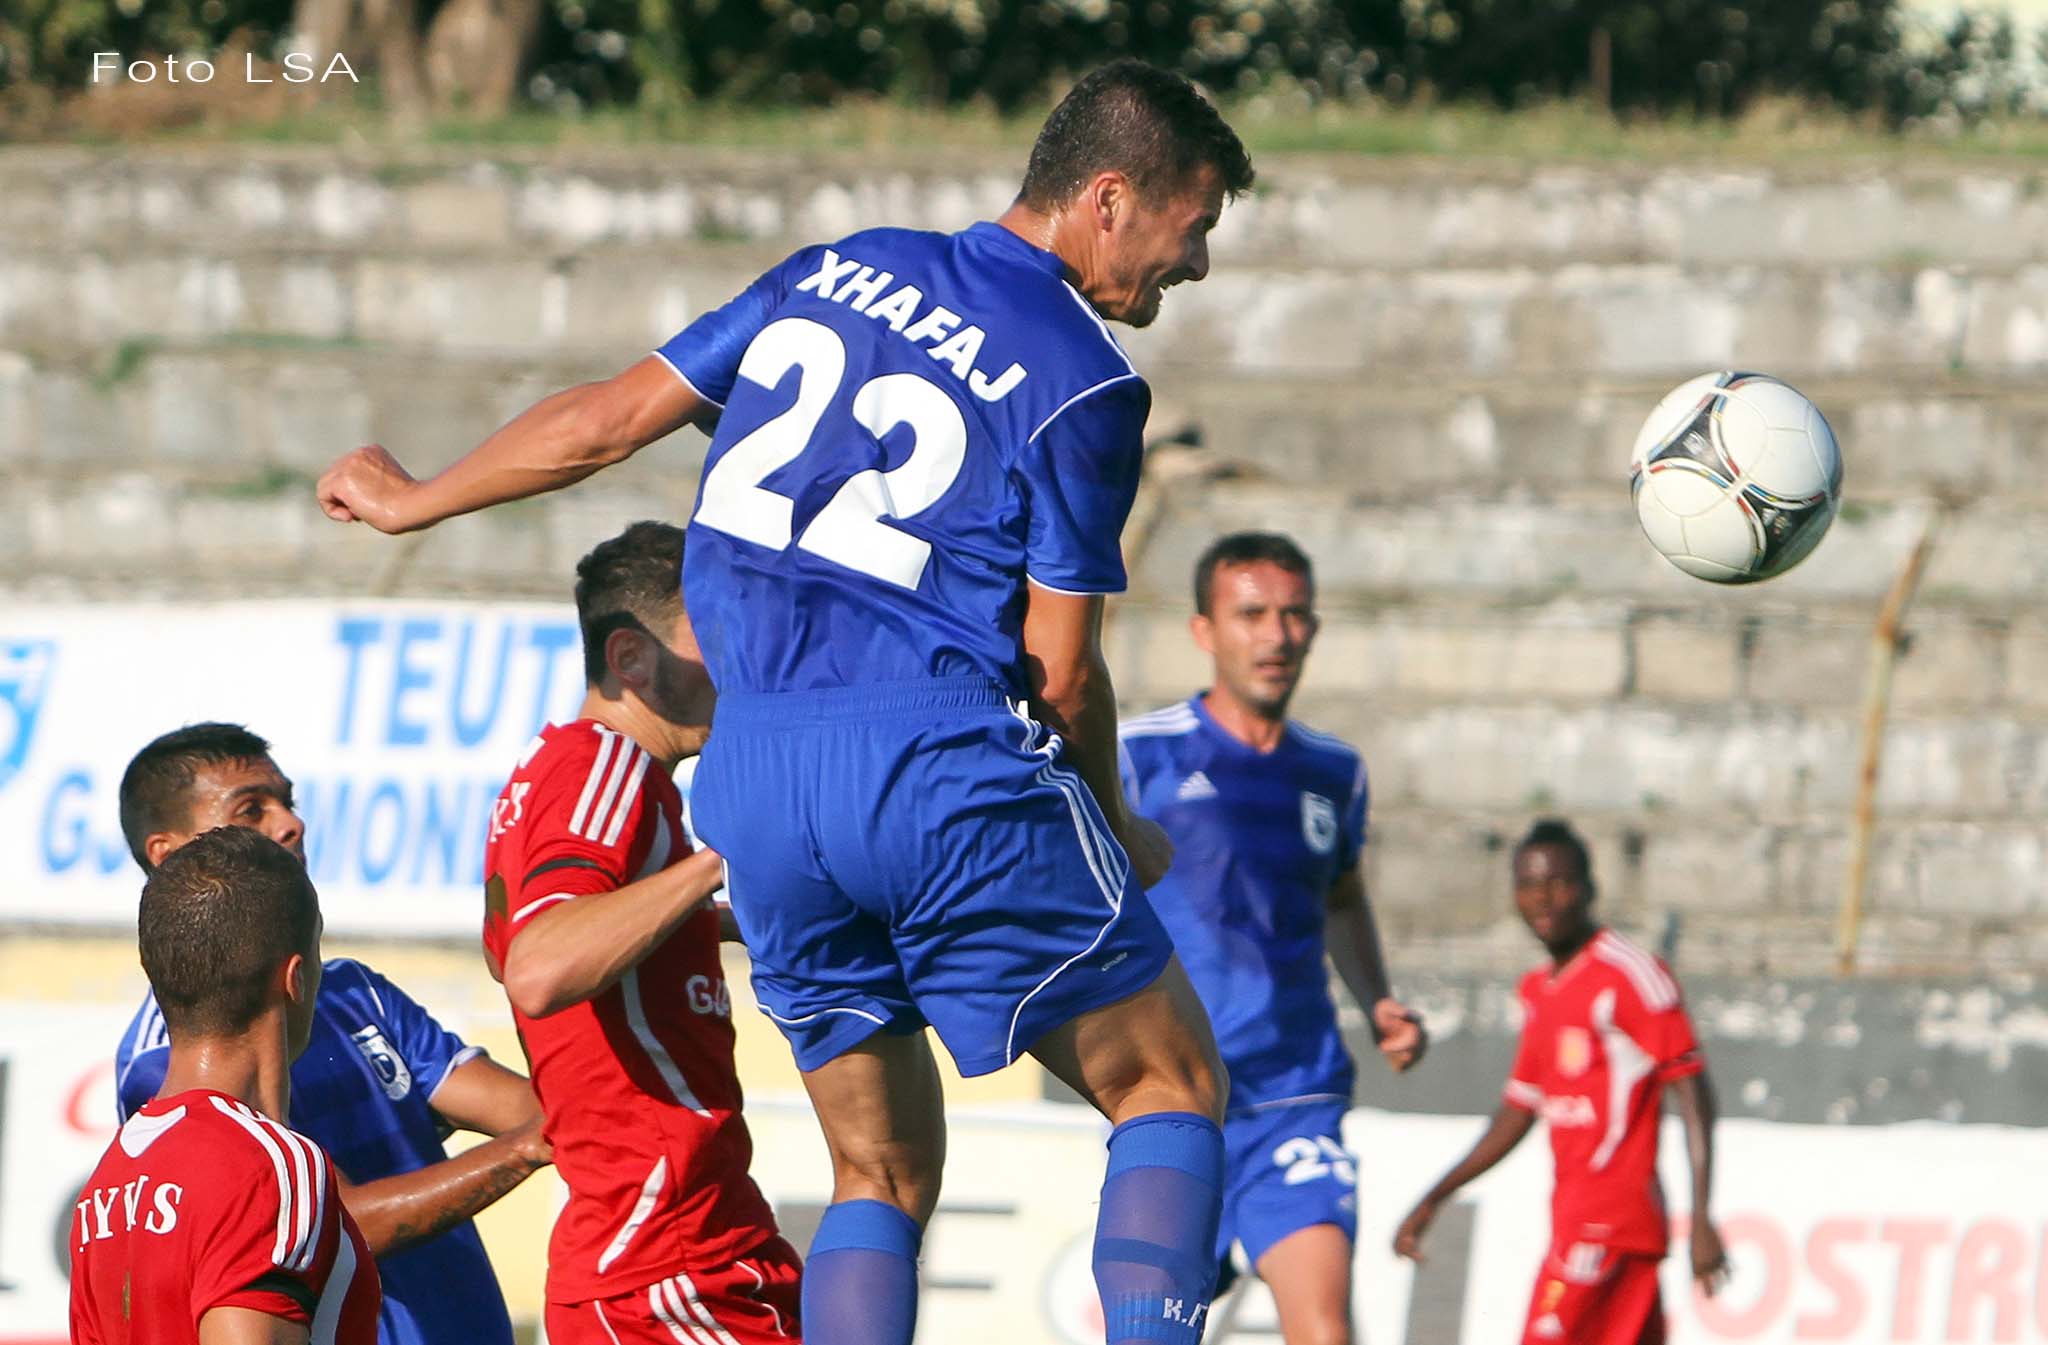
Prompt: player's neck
<box><xmin>1546</xmin><ymin>923</ymin><xmax>1602</xmax><ymax>972</ymax></box>
<box><xmin>995</xmin><ymin>203</ymin><xmax>1086</xmax><ymax>292</ymax></box>
<box><xmin>157</xmin><ymin>1020</ymin><xmax>294</xmax><ymax>1122</ymax></box>
<box><xmin>1200</xmin><ymin>686</ymin><xmax>1288</xmax><ymax>753</ymax></box>
<box><xmin>579</xmin><ymin>691</ymin><xmax>700</xmax><ymax>770</ymax></box>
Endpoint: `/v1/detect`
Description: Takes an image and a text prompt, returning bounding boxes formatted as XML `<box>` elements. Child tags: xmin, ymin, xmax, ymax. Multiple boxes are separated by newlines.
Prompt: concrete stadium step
<box><xmin>10</xmin><ymin>239</ymin><xmax>2048</xmax><ymax>381</ymax></box>
<box><xmin>7</xmin><ymin>339</ymin><xmax>2047</xmax><ymax>503</ymax></box>
<box><xmin>5</xmin><ymin>147</ymin><xmax>2048</xmax><ymax>271</ymax></box>
<box><xmin>1135</xmin><ymin>484</ymin><xmax>2048</xmax><ymax>605</ymax></box>
<box><xmin>1110</xmin><ymin>599</ymin><xmax>2045</xmax><ymax>715</ymax></box>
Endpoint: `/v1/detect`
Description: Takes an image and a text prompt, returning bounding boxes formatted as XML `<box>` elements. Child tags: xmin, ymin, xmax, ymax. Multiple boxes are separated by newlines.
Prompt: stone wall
<box><xmin>5</xmin><ymin>146</ymin><xmax>2045</xmax><ymax>975</ymax></box>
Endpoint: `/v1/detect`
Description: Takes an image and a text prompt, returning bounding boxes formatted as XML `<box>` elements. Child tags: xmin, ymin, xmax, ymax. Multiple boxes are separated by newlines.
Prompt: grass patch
<box><xmin>91</xmin><ymin>338</ymin><xmax>156</xmax><ymax>392</ymax></box>
<box><xmin>199</xmin><ymin>464</ymin><xmax>317</xmax><ymax>499</ymax></box>
<box><xmin>218</xmin><ymin>331</ymin><xmax>367</xmax><ymax>353</ymax></box>
<box><xmin>26</xmin><ymin>89</ymin><xmax>2048</xmax><ymax>162</ymax></box>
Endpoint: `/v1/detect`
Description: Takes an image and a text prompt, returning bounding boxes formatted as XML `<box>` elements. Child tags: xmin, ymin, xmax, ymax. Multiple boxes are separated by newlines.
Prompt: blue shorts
<box><xmin>1217</xmin><ymin>1099</ymin><xmax>1359</xmax><ymax>1269</ymax></box>
<box><xmin>691</xmin><ymin>676</ymin><xmax>1175</xmax><ymax>1077</ymax></box>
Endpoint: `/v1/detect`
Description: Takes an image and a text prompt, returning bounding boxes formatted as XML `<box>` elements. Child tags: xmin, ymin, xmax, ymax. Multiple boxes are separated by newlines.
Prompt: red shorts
<box><xmin>546</xmin><ymin>1236</ymin><xmax>803</xmax><ymax>1345</ymax></box>
<box><xmin>1522</xmin><ymin>1239</ymin><xmax>1664</xmax><ymax>1345</ymax></box>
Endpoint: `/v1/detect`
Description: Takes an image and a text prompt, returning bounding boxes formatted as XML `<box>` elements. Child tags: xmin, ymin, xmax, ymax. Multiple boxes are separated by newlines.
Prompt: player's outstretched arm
<box><xmin>501</xmin><ymin>846</ymin><xmax>725</xmax><ymax>1018</ymax></box>
<box><xmin>1392</xmin><ymin>1103</ymin><xmax>1536</xmax><ymax>1263</ymax></box>
<box><xmin>316</xmin><ymin>356</ymin><xmax>715</xmax><ymax>534</ymax></box>
<box><xmin>1669</xmin><ymin>1071</ymin><xmax>1729</xmax><ymax>1295</ymax></box>
<box><xmin>199</xmin><ymin>1306</ymin><xmax>311</xmax><ymax>1345</ymax></box>
<box><xmin>1326</xmin><ymin>866</ymin><xmax>1426</xmax><ymax>1072</ymax></box>
<box><xmin>334</xmin><ymin>1117</ymin><xmax>553</xmax><ymax>1257</ymax></box>
<box><xmin>1022</xmin><ymin>582</ymin><xmax>1173</xmax><ymax>887</ymax></box>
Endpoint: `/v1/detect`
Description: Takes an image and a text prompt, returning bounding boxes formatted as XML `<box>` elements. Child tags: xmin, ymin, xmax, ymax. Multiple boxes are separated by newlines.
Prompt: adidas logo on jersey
<box><xmin>1176</xmin><ymin>771</ymin><xmax>1217</xmax><ymax>801</ymax></box>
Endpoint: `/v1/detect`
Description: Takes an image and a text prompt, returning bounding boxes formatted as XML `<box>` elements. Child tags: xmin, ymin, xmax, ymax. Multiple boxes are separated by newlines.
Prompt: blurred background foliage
<box><xmin>1</xmin><ymin>0</ymin><xmax>2043</xmax><ymax>134</ymax></box>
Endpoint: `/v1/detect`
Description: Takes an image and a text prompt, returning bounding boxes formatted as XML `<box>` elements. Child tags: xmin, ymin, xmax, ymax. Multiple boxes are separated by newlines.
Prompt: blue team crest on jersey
<box><xmin>1300</xmin><ymin>792</ymin><xmax>1339</xmax><ymax>855</ymax></box>
<box><xmin>350</xmin><ymin>1024</ymin><xmax>414</xmax><ymax>1100</ymax></box>
<box><xmin>0</xmin><ymin>641</ymin><xmax>55</xmax><ymax>796</ymax></box>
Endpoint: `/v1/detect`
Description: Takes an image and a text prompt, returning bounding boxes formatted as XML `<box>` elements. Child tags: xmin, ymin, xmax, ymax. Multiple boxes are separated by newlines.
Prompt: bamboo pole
<box><xmin>1835</xmin><ymin>511</ymin><xmax>1941</xmax><ymax>976</ymax></box>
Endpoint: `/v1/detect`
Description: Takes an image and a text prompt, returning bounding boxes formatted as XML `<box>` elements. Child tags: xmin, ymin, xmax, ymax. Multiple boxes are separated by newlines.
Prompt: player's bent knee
<box><xmin>1111</xmin><ymin>1032</ymin><xmax>1228</xmax><ymax>1125</ymax></box>
<box><xmin>1164</xmin><ymin>1045</ymin><xmax>1228</xmax><ymax>1124</ymax></box>
<box><xmin>824</xmin><ymin>1141</ymin><xmax>943</xmax><ymax>1225</ymax></box>
<box><xmin>1286</xmin><ymin>1318</ymin><xmax>1352</xmax><ymax>1345</ymax></box>
<box><xmin>1140</xmin><ymin>1004</ymin><xmax>1230</xmax><ymax>1122</ymax></box>
<box><xmin>1038</xmin><ymin>967</ymin><xmax>1232</xmax><ymax>1123</ymax></box>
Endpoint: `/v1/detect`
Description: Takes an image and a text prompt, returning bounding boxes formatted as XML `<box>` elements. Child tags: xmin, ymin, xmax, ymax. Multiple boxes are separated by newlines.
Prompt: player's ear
<box><xmin>143</xmin><ymin>832</ymin><xmax>180</xmax><ymax>870</ymax></box>
<box><xmin>1189</xmin><ymin>611</ymin><xmax>1216</xmax><ymax>654</ymax></box>
<box><xmin>1088</xmin><ymin>170</ymin><xmax>1128</xmax><ymax>232</ymax></box>
<box><xmin>604</xmin><ymin>625</ymin><xmax>653</xmax><ymax>689</ymax></box>
<box><xmin>281</xmin><ymin>952</ymin><xmax>309</xmax><ymax>1009</ymax></box>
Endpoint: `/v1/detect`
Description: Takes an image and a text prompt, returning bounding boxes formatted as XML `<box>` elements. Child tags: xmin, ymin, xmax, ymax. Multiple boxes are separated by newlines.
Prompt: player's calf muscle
<box><xmin>804</xmin><ymin>1035</ymin><xmax>946</xmax><ymax>1222</ymax></box>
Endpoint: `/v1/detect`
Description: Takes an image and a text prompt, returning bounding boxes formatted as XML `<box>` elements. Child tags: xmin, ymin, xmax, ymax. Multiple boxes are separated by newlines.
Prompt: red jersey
<box><xmin>484</xmin><ymin>720</ymin><xmax>778</xmax><ymax>1304</ymax></box>
<box><xmin>1504</xmin><ymin>929</ymin><xmax>1704</xmax><ymax>1255</ymax></box>
<box><xmin>69</xmin><ymin>1088</ymin><xmax>379</xmax><ymax>1345</ymax></box>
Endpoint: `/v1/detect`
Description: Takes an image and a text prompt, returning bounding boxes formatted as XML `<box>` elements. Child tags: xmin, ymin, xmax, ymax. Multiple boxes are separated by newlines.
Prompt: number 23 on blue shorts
<box><xmin>1217</xmin><ymin>1099</ymin><xmax>1360</xmax><ymax>1268</ymax></box>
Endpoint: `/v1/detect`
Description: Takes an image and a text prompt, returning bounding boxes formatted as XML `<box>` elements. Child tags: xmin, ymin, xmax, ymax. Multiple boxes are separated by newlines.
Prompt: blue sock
<box><xmin>1093</xmin><ymin>1111</ymin><xmax>1225</xmax><ymax>1345</ymax></box>
<box><xmin>801</xmin><ymin>1198</ymin><xmax>921</xmax><ymax>1345</ymax></box>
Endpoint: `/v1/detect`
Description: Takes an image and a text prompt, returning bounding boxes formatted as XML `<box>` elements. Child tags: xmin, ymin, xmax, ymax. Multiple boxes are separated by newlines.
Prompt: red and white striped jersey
<box><xmin>484</xmin><ymin>720</ymin><xmax>779</xmax><ymax>1304</ymax></box>
<box><xmin>1504</xmin><ymin>929</ymin><xmax>1705</xmax><ymax>1255</ymax></box>
<box><xmin>69</xmin><ymin>1088</ymin><xmax>379</xmax><ymax>1344</ymax></box>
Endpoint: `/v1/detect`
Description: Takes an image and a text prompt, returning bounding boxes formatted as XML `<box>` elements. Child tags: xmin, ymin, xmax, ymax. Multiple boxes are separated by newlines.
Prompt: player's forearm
<box><xmin>395</xmin><ymin>384</ymin><xmax>638</xmax><ymax>530</ymax></box>
<box><xmin>503</xmin><ymin>848</ymin><xmax>723</xmax><ymax>1018</ymax></box>
<box><xmin>338</xmin><ymin>1132</ymin><xmax>550</xmax><ymax>1257</ymax></box>
<box><xmin>1021</xmin><ymin>586</ymin><xmax>1134</xmax><ymax>829</ymax></box>
<box><xmin>1673</xmin><ymin>1073</ymin><xmax>1718</xmax><ymax>1224</ymax></box>
<box><xmin>1029</xmin><ymin>644</ymin><xmax>1131</xmax><ymax>829</ymax></box>
<box><xmin>1421</xmin><ymin>1105</ymin><xmax>1535</xmax><ymax>1206</ymax></box>
<box><xmin>1327</xmin><ymin>896</ymin><xmax>1393</xmax><ymax>1016</ymax></box>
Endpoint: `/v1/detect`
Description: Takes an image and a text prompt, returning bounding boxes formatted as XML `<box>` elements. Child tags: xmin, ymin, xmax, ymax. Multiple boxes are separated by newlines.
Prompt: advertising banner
<box><xmin>0</xmin><ymin>602</ymin><xmax>590</xmax><ymax>936</ymax></box>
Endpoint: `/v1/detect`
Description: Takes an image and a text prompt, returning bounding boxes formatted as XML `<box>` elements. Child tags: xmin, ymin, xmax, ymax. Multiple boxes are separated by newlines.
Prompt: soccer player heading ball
<box><xmin>1394</xmin><ymin>821</ymin><xmax>1729</xmax><ymax>1345</ymax></box>
<box><xmin>319</xmin><ymin>59</ymin><xmax>1253</xmax><ymax>1345</ymax></box>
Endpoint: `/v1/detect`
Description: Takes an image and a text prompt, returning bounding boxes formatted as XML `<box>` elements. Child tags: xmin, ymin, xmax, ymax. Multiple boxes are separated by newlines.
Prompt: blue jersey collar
<box><xmin>965</xmin><ymin>220</ymin><xmax>1070</xmax><ymax>279</ymax></box>
<box><xmin>1187</xmin><ymin>692</ymin><xmax>1294</xmax><ymax>758</ymax></box>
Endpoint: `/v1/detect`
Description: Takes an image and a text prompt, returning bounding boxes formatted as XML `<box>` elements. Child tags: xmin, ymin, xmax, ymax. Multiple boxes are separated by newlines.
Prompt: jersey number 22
<box><xmin>693</xmin><ymin>317</ymin><xmax>966</xmax><ymax>590</ymax></box>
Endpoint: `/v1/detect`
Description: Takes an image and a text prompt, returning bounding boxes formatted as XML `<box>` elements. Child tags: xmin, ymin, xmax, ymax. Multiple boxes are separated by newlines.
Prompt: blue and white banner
<box><xmin>0</xmin><ymin>602</ymin><xmax>604</xmax><ymax>936</ymax></box>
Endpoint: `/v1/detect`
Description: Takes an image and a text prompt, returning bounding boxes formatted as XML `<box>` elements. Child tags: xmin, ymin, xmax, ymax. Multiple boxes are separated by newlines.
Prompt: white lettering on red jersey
<box><xmin>1503</xmin><ymin>929</ymin><xmax>1704</xmax><ymax>1254</ymax></box>
<box><xmin>69</xmin><ymin>1088</ymin><xmax>379</xmax><ymax>1345</ymax></box>
<box><xmin>484</xmin><ymin>720</ymin><xmax>779</xmax><ymax>1303</ymax></box>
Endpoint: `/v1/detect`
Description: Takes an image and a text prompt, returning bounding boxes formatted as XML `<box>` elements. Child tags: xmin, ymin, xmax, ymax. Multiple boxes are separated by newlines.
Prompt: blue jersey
<box><xmin>116</xmin><ymin>959</ymin><xmax>514</xmax><ymax>1345</ymax></box>
<box><xmin>1119</xmin><ymin>696</ymin><xmax>1369</xmax><ymax>1112</ymax></box>
<box><xmin>659</xmin><ymin>222</ymin><xmax>1147</xmax><ymax>696</ymax></box>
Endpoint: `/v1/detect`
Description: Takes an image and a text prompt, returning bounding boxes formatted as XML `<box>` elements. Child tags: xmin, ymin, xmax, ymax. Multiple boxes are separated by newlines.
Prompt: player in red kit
<box><xmin>482</xmin><ymin>521</ymin><xmax>798</xmax><ymax>1344</ymax></box>
<box><xmin>1394</xmin><ymin>819</ymin><xmax>1728</xmax><ymax>1345</ymax></box>
<box><xmin>71</xmin><ymin>826</ymin><xmax>380</xmax><ymax>1345</ymax></box>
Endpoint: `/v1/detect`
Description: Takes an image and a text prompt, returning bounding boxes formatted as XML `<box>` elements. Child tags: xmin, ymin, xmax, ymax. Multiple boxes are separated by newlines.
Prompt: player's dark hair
<box><xmin>575</xmin><ymin>520</ymin><xmax>687</xmax><ymax>685</ymax></box>
<box><xmin>139</xmin><ymin>826</ymin><xmax>319</xmax><ymax>1039</ymax></box>
<box><xmin>1019</xmin><ymin>60</ymin><xmax>1255</xmax><ymax>211</ymax></box>
<box><xmin>1517</xmin><ymin>817</ymin><xmax>1595</xmax><ymax>893</ymax></box>
<box><xmin>119</xmin><ymin>723</ymin><xmax>275</xmax><ymax>872</ymax></box>
<box><xmin>1192</xmin><ymin>531</ymin><xmax>1314</xmax><ymax>616</ymax></box>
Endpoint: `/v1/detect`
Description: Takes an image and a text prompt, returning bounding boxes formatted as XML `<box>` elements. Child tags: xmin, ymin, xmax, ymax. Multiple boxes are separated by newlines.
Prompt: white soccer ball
<box><xmin>1628</xmin><ymin>371</ymin><xmax>1843</xmax><ymax>584</ymax></box>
